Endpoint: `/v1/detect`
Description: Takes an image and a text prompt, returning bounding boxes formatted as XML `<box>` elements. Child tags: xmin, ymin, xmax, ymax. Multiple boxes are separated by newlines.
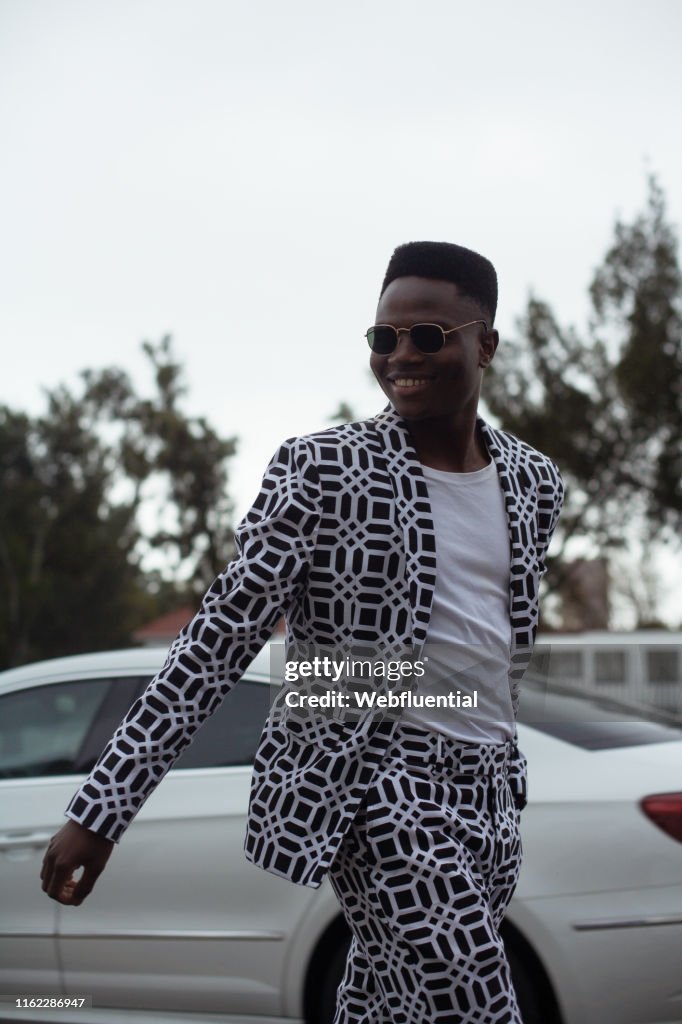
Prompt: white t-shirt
<box><xmin>402</xmin><ymin>459</ymin><xmax>514</xmax><ymax>744</ymax></box>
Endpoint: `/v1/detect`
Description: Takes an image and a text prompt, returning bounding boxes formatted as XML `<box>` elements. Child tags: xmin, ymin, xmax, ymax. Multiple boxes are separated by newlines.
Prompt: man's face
<box><xmin>370</xmin><ymin>276</ymin><xmax>498</xmax><ymax>422</ymax></box>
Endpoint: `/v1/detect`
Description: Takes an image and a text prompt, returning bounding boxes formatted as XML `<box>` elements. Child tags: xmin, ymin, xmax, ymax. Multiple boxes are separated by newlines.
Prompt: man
<box><xmin>42</xmin><ymin>241</ymin><xmax>564</xmax><ymax>1023</ymax></box>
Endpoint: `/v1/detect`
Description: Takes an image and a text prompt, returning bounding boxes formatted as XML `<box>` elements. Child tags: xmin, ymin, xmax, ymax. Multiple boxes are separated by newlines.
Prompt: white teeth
<box><xmin>394</xmin><ymin>378</ymin><xmax>427</xmax><ymax>387</ymax></box>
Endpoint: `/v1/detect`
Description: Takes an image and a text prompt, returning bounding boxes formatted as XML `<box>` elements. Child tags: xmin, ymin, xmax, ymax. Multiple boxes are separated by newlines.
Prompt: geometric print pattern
<box><xmin>328</xmin><ymin>722</ymin><xmax>523</xmax><ymax>1023</ymax></box>
<box><xmin>65</xmin><ymin>404</ymin><xmax>563</xmax><ymax>892</ymax></box>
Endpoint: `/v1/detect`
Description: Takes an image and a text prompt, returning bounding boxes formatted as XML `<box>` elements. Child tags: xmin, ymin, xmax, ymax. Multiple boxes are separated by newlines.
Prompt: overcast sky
<box><xmin>2</xmin><ymin>0</ymin><xmax>681</xmax><ymax>624</ymax></box>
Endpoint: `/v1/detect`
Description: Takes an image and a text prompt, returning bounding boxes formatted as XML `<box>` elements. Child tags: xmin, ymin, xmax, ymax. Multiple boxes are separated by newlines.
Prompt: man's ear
<box><xmin>479</xmin><ymin>328</ymin><xmax>499</xmax><ymax>369</ymax></box>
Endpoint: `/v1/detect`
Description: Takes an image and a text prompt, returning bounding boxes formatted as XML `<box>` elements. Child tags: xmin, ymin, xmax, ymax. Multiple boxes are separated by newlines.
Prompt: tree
<box><xmin>80</xmin><ymin>336</ymin><xmax>238</xmax><ymax>586</ymax></box>
<box><xmin>328</xmin><ymin>401</ymin><xmax>358</xmax><ymax>424</ymax></box>
<box><xmin>0</xmin><ymin>337</ymin><xmax>237</xmax><ymax>668</ymax></box>
<box><xmin>0</xmin><ymin>399</ymin><xmax>143</xmax><ymax>667</ymax></box>
<box><xmin>590</xmin><ymin>176</ymin><xmax>682</xmax><ymax>532</ymax></box>
<box><xmin>482</xmin><ymin>175</ymin><xmax>681</xmax><ymax>627</ymax></box>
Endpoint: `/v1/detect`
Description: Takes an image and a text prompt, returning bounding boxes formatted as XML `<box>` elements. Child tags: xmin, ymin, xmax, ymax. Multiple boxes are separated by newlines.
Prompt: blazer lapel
<box><xmin>369</xmin><ymin>405</ymin><xmax>437</xmax><ymax>653</ymax></box>
<box><xmin>478</xmin><ymin>418</ymin><xmax>540</xmax><ymax>652</ymax></box>
<box><xmin>369</xmin><ymin>407</ymin><xmax>540</xmax><ymax>661</ymax></box>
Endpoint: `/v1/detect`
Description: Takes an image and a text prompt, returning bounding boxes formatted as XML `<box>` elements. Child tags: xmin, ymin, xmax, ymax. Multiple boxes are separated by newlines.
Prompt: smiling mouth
<box><xmin>390</xmin><ymin>377</ymin><xmax>433</xmax><ymax>389</ymax></box>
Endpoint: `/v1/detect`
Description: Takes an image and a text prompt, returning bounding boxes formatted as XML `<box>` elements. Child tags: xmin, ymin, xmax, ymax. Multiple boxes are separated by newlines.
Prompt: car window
<box><xmin>0</xmin><ymin>675</ymin><xmax>147</xmax><ymax>778</ymax></box>
<box><xmin>0</xmin><ymin>679</ymin><xmax>112</xmax><ymax>779</ymax></box>
<box><xmin>647</xmin><ymin>648</ymin><xmax>679</xmax><ymax>684</ymax></box>
<box><xmin>74</xmin><ymin>676</ymin><xmax>151</xmax><ymax>773</ymax></box>
<box><xmin>172</xmin><ymin>678</ymin><xmax>271</xmax><ymax>770</ymax></box>
<box><xmin>519</xmin><ymin>680</ymin><xmax>682</xmax><ymax>750</ymax></box>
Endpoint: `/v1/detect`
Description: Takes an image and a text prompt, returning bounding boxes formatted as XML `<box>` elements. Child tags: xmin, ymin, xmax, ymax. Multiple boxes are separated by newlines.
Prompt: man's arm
<box><xmin>41</xmin><ymin>436</ymin><xmax>321</xmax><ymax>904</ymax></box>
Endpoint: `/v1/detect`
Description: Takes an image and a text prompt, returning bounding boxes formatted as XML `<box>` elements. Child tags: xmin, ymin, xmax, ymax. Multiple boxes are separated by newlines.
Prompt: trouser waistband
<box><xmin>387</xmin><ymin>722</ymin><xmax>514</xmax><ymax>776</ymax></box>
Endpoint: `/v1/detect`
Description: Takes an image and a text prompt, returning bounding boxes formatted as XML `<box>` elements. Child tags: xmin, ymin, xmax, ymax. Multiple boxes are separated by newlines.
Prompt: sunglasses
<box><xmin>365</xmin><ymin>319</ymin><xmax>488</xmax><ymax>355</ymax></box>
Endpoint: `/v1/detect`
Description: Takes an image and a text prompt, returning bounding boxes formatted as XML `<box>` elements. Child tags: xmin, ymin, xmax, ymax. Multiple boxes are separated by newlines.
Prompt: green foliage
<box><xmin>0</xmin><ymin>337</ymin><xmax>237</xmax><ymax>669</ymax></box>
<box><xmin>0</xmin><ymin>402</ymin><xmax>143</xmax><ymax>667</ymax></box>
<box><xmin>80</xmin><ymin>336</ymin><xmax>238</xmax><ymax>583</ymax></box>
<box><xmin>589</xmin><ymin>177</ymin><xmax>681</xmax><ymax>529</ymax></box>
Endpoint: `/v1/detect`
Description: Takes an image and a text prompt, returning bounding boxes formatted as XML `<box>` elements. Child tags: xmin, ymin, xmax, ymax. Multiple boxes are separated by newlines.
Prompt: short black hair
<box><xmin>380</xmin><ymin>241</ymin><xmax>498</xmax><ymax>324</ymax></box>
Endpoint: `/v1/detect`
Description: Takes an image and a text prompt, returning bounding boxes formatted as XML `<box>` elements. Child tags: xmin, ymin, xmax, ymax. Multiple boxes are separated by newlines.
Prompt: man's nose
<box><xmin>390</xmin><ymin>329</ymin><xmax>424</xmax><ymax>359</ymax></box>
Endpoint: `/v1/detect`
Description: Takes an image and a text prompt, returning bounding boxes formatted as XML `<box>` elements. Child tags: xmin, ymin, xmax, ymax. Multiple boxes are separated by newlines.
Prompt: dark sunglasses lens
<box><xmin>410</xmin><ymin>324</ymin><xmax>444</xmax><ymax>352</ymax></box>
<box><xmin>367</xmin><ymin>326</ymin><xmax>397</xmax><ymax>353</ymax></box>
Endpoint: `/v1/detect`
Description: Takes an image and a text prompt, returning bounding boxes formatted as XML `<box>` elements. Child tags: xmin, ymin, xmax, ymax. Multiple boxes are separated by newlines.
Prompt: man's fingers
<box><xmin>40</xmin><ymin>845</ymin><xmax>60</xmax><ymax>895</ymax></box>
<box><xmin>47</xmin><ymin>860</ymin><xmax>78</xmax><ymax>901</ymax></box>
<box><xmin>71</xmin><ymin>866</ymin><xmax>99</xmax><ymax>906</ymax></box>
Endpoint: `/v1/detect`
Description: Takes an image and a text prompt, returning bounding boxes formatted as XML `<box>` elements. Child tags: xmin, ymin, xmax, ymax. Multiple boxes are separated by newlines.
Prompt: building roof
<box><xmin>133</xmin><ymin>607</ymin><xmax>287</xmax><ymax>645</ymax></box>
<box><xmin>133</xmin><ymin>607</ymin><xmax>196</xmax><ymax>644</ymax></box>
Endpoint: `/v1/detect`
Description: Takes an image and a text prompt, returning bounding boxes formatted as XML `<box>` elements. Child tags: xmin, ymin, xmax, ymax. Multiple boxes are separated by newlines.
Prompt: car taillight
<box><xmin>641</xmin><ymin>793</ymin><xmax>682</xmax><ymax>843</ymax></box>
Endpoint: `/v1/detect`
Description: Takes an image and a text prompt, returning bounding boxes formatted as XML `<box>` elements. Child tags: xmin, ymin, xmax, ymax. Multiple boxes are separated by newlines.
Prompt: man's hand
<box><xmin>41</xmin><ymin>820</ymin><xmax>114</xmax><ymax>905</ymax></box>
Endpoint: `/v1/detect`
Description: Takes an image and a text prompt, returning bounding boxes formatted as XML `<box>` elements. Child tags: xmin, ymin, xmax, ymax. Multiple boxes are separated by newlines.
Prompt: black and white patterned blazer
<box><xmin>66</xmin><ymin>405</ymin><xmax>564</xmax><ymax>889</ymax></box>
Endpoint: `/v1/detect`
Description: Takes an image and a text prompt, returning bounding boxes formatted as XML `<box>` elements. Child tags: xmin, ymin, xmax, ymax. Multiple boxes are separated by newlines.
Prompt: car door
<box><xmin>0</xmin><ymin>673</ymin><xmax>140</xmax><ymax>997</ymax></box>
<box><xmin>57</xmin><ymin>676</ymin><xmax>319</xmax><ymax>1018</ymax></box>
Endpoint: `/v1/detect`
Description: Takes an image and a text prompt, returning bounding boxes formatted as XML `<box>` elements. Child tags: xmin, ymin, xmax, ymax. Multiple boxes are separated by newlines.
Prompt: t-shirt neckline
<box><xmin>420</xmin><ymin>459</ymin><xmax>497</xmax><ymax>484</ymax></box>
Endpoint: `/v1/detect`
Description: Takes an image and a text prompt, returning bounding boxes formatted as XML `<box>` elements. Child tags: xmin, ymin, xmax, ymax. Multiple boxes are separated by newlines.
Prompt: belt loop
<box><xmin>436</xmin><ymin>732</ymin><xmax>444</xmax><ymax>762</ymax></box>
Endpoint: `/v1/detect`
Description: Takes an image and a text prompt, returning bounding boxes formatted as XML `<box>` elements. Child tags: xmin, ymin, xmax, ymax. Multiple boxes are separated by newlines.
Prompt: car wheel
<box><xmin>317</xmin><ymin>934</ymin><xmax>351</xmax><ymax>1024</ymax></box>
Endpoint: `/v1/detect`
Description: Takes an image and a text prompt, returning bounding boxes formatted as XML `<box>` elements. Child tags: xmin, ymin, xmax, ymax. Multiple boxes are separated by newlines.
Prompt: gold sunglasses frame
<box><xmin>365</xmin><ymin>319</ymin><xmax>489</xmax><ymax>352</ymax></box>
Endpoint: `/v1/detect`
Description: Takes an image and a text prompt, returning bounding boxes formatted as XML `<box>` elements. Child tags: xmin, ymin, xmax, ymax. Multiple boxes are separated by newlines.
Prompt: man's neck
<box><xmin>405</xmin><ymin>414</ymin><xmax>490</xmax><ymax>473</ymax></box>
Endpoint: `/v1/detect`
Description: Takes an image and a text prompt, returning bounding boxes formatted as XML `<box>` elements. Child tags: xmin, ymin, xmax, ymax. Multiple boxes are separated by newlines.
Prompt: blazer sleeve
<box><xmin>65</xmin><ymin>436</ymin><xmax>321</xmax><ymax>842</ymax></box>
<box><xmin>535</xmin><ymin>459</ymin><xmax>565</xmax><ymax>571</ymax></box>
<box><xmin>509</xmin><ymin>456</ymin><xmax>564</xmax><ymax>811</ymax></box>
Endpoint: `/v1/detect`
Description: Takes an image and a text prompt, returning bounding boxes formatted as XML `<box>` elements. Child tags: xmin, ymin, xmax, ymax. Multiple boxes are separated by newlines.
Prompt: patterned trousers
<box><xmin>327</xmin><ymin>722</ymin><xmax>524</xmax><ymax>1024</ymax></box>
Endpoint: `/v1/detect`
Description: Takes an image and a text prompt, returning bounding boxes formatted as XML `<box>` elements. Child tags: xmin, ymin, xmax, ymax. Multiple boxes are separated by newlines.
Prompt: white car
<box><xmin>1</xmin><ymin>646</ymin><xmax>681</xmax><ymax>1024</ymax></box>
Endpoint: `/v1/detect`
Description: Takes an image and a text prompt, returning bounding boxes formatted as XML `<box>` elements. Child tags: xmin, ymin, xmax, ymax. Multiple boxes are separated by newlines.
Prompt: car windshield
<box><xmin>518</xmin><ymin>677</ymin><xmax>682</xmax><ymax>750</ymax></box>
